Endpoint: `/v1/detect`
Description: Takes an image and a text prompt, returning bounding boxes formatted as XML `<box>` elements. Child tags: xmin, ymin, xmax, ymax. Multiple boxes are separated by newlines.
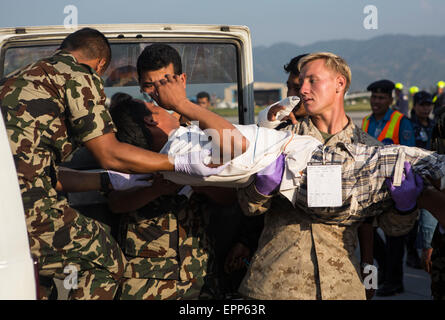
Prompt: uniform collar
<box><xmin>302</xmin><ymin>115</ymin><xmax>356</xmax><ymax>145</ymax></box>
<box><xmin>55</xmin><ymin>49</ymin><xmax>99</xmax><ymax>76</ymax></box>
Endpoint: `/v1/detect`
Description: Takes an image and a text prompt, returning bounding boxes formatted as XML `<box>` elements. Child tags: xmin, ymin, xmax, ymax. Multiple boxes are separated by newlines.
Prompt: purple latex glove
<box><xmin>255</xmin><ymin>153</ymin><xmax>286</xmax><ymax>195</ymax></box>
<box><xmin>386</xmin><ymin>161</ymin><xmax>424</xmax><ymax>212</ymax></box>
<box><xmin>107</xmin><ymin>170</ymin><xmax>153</xmax><ymax>190</ymax></box>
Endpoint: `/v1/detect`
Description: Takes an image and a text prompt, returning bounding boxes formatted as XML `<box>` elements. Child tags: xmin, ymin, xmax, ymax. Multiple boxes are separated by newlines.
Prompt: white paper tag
<box><xmin>307</xmin><ymin>164</ymin><xmax>342</xmax><ymax>207</ymax></box>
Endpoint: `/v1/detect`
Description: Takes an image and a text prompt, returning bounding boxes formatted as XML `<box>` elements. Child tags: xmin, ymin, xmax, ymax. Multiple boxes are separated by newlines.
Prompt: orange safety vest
<box><xmin>362</xmin><ymin>110</ymin><xmax>404</xmax><ymax>145</ymax></box>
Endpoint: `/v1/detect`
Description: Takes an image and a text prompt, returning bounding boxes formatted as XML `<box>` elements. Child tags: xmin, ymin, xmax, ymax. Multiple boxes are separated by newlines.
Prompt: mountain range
<box><xmin>253</xmin><ymin>34</ymin><xmax>445</xmax><ymax>93</ymax></box>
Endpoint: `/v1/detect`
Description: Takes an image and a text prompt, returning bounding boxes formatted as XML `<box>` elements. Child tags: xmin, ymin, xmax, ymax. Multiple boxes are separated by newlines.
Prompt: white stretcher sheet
<box><xmin>160</xmin><ymin>124</ymin><xmax>322</xmax><ymax>204</ymax></box>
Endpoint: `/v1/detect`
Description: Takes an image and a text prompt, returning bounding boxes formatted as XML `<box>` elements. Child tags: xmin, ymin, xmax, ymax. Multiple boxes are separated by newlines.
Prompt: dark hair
<box><xmin>105</xmin><ymin>65</ymin><xmax>138</xmax><ymax>87</ymax></box>
<box><xmin>109</xmin><ymin>93</ymin><xmax>153</xmax><ymax>150</ymax></box>
<box><xmin>137</xmin><ymin>44</ymin><xmax>182</xmax><ymax>80</ymax></box>
<box><xmin>197</xmin><ymin>91</ymin><xmax>210</xmax><ymax>100</ymax></box>
<box><xmin>60</xmin><ymin>28</ymin><xmax>112</xmax><ymax>70</ymax></box>
<box><xmin>284</xmin><ymin>53</ymin><xmax>309</xmax><ymax>75</ymax></box>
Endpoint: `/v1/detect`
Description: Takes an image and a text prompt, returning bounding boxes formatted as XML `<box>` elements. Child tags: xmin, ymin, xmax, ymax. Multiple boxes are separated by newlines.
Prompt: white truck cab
<box><xmin>0</xmin><ymin>108</ymin><xmax>37</xmax><ymax>300</ymax></box>
<box><xmin>0</xmin><ymin>24</ymin><xmax>255</xmax><ymax>299</ymax></box>
<box><xmin>0</xmin><ymin>24</ymin><xmax>255</xmax><ymax>123</ymax></box>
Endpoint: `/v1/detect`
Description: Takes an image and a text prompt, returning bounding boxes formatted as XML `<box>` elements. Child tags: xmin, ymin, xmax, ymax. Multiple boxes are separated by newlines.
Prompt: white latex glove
<box><xmin>257</xmin><ymin>96</ymin><xmax>300</xmax><ymax>128</ymax></box>
<box><xmin>107</xmin><ymin>170</ymin><xmax>153</xmax><ymax>190</ymax></box>
<box><xmin>174</xmin><ymin>149</ymin><xmax>229</xmax><ymax>177</ymax></box>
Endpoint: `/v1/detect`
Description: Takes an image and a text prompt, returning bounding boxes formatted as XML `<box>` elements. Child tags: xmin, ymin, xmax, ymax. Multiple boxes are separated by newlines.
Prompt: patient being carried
<box><xmin>110</xmin><ymin>94</ymin><xmax>445</xmax><ymax>222</ymax></box>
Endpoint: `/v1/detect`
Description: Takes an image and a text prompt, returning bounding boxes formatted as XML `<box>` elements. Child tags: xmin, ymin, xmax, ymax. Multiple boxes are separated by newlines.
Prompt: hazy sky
<box><xmin>1</xmin><ymin>0</ymin><xmax>444</xmax><ymax>47</ymax></box>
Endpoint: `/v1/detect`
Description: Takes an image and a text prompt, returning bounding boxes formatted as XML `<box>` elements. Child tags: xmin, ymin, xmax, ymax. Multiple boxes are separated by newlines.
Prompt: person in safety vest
<box><xmin>362</xmin><ymin>79</ymin><xmax>415</xmax><ymax>146</ymax></box>
<box><xmin>362</xmin><ymin>79</ymin><xmax>415</xmax><ymax>297</ymax></box>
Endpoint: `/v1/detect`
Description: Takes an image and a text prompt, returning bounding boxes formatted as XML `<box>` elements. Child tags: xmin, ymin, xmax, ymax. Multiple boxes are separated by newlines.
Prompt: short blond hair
<box><xmin>298</xmin><ymin>52</ymin><xmax>351</xmax><ymax>93</ymax></box>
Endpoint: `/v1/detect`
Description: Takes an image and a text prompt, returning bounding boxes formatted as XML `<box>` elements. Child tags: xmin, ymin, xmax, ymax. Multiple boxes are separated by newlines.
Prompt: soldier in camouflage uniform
<box><xmin>0</xmin><ymin>28</ymin><xmax>206</xmax><ymax>299</ymax></box>
<box><xmin>107</xmin><ymin>45</ymin><xmax>227</xmax><ymax>299</ymax></box>
<box><xmin>111</xmin><ymin>185</ymin><xmax>218</xmax><ymax>300</ymax></box>
<box><xmin>0</xmin><ymin>28</ymin><xmax>124</xmax><ymax>299</ymax></box>
<box><xmin>236</xmin><ymin>52</ymin><xmax>422</xmax><ymax>300</ymax></box>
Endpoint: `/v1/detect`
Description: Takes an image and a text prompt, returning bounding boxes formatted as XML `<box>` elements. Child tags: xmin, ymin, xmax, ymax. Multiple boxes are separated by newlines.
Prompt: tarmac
<box><xmin>373</xmin><ymin>263</ymin><xmax>432</xmax><ymax>300</ymax></box>
<box><xmin>359</xmin><ymin>229</ymin><xmax>432</xmax><ymax>300</ymax></box>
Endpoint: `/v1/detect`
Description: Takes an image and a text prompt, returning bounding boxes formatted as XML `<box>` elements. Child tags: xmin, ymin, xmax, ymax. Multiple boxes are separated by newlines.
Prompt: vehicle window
<box><xmin>2</xmin><ymin>42</ymin><xmax>240</xmax><ymax>123</ymax></box>
<box><xmin>4</xmin><ymin>45</ymin><xmax>59</xmax><ymax>76</ymax></box>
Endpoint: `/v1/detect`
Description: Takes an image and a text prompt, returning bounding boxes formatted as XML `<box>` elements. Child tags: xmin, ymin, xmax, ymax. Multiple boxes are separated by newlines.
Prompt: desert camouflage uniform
<box><xmin>118</xmin><ymin>192</ymin><xmax>217</xmax><ymax>300</ymax></box>
<box><xmin>237</xmin><ymin>117</ymin><xmax>418</xmax><ymax>300</ymax></box>
<box><xmin>0</xmin><ymin>50</ymin><xmax>125</xmax><ymax>299</ymax></box>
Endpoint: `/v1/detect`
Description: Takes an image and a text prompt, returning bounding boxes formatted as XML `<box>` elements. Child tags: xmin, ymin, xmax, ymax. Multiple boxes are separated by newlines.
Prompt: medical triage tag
<box><xmin>307</xmin><ymin>164</ymin><xmax>342</xmax><ymax>207</ymax></box>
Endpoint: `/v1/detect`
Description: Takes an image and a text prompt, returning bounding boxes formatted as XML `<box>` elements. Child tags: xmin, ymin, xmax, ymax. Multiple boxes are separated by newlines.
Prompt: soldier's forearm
<box><xmin>108</xmin><ymin>188</ymin><xmax>162</xmax><ymax>213</ymax></box>
<box><xmin>55</xmin><ymin>167</ymin><xmax>101</xmax><ymax>192</ymax></box>
<box><xmin>84</xmin><ymin>133</ymin><xmax>174</xmax><ymax>173</ymax></box>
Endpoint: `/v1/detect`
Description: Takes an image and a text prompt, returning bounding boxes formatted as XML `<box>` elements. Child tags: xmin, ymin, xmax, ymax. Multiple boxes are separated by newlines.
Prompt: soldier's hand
<box><xmin>255</xmin><ymin>153</ymin><xmax>285</xmax><ymax>195</ymax></box>
<box><xmin>267</xmin><ymin>104</ymin><xmax>286</xmax><ymax>121</ymax></box>
<box><xmin>267</xmin><ymin>104</ymin><xmax>298</xmax><ymax>125</ymax></box>
<box><xmin>386</xmin><ymin>162</ymin><xmax>424</xmax><ymax>211</ymax></box>
<box><xmin>281</xmin><ymin>110</ymin><xmax>298</xmax><ymax>124</ymax></box>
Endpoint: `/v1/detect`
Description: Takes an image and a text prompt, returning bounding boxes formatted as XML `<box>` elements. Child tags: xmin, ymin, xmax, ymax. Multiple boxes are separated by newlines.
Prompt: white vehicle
<box><xmin>0</xmin><ymin>107</ymin><xmax>37</xmax><ymax>300</ymax></box>
<box><xmin>0</xmin><ymin>24</ymin><xmax>255</xmax><ymax>299</ymax></box>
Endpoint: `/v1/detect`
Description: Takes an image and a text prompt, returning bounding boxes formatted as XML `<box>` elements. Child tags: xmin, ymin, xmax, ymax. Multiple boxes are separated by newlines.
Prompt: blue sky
<box><xmin>1</xmin><ymin>0</ymin><xmax>444</xmax><ymax>46</ymax></box>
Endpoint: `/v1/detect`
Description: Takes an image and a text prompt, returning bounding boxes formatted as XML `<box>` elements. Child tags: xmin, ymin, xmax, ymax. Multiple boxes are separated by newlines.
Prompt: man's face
<box><xmin>287</xmin><ymin>73</ymin><xmax>300</xmax><ymax>97</ymax></box>
<box><xmin>414</xmin><ymin>102</ymin><xmax>433</xmax><ymax>120</ymax></box>
<box><xmin>286</xmin><ymin>73</ymin><xmax>306</xmax><ymax>117</ymax></box>
<box><xmin>142</xmin><ymin>102</ymin><xmax>180</xmax><ymax>151</ymax></box>
<box><xmin>370</xmin><ymin>92</ymin><xmax>392</xmax><ymax>118</ymax></box>
<box><xmin>139</xmin><ymin>63</ymin><xmax>186</xmax><ymax>97</ymax></box>
<box><xmin>197</xmin><ymin>97</ymin><xmax>210</xmax><ymax>109</ymax></box>
<box><xmin>298</xmin><ymin>59</ymin><xmax>338</xmax><ymax>116</ymax></box>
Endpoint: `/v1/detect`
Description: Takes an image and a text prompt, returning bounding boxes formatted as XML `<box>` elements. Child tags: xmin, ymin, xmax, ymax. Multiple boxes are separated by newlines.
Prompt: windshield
<box><xmin>2</xmin><ymin>41</ymin><xmax>240</xmax><ymax>123</ymax></box>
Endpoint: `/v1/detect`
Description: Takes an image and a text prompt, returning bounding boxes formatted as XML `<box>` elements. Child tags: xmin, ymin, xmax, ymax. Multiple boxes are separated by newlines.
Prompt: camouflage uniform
<box><xmin>118</xmin><ymin>192</ymin><xmax>217</xmax><ymax>300</ymax></box>
<box><xmin>237</xmin><ymin>117</ymin><xmax>418</xmax><ymax>300</ymax></box>
<box><xmin>0</xmin><ymin>50</ymin><xmax>125</xmax><ymax>299</ymax></box>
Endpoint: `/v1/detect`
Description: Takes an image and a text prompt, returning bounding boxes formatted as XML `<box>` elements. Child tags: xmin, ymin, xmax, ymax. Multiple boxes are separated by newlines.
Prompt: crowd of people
<box><xmin>1</xmin><ymin>27</ymin><xmax>445</xmax><ymax>300</ymax></box>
